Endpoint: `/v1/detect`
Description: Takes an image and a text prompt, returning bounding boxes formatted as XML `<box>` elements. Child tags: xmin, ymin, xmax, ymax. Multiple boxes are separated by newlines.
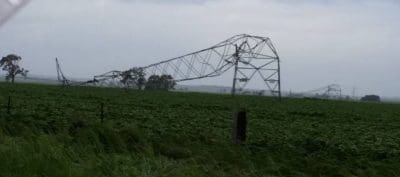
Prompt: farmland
<box><xmin>0</xmin><ymin>82</ymin><xmax>400</xmax><ymax>177</ymax></box>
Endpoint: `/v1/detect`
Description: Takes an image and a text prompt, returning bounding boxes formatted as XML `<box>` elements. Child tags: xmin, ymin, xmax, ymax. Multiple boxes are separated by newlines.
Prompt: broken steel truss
<box><xmin>140</xmin><ymin>34</ymin><xmax>281</xmax><ymax>97</ymax></box>
<box><xmin>63</xmin><ymin>34</ymin><xmax>281</xmax><ymax>97</ymax></box>
<box><xmin>306</xmin><ymin>84</ymin><xmax>342</xmax><ymax>98</ymax></box>
<box><xmin>92</xmin><ymin>70</ymin><xmax>125</xmax><ymax>87</ymax></box>
<box><xmin>56</xmin><ymin>58</ymin><xmax>70</xmax><ymax>86</ymax></box>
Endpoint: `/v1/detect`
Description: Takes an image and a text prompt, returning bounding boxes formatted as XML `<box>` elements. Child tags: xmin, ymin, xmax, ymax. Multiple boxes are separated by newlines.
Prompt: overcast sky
<box><xmin>0</xmin><ymin>0</ymin><xmax>399</xmax><ymax>97</ymax></box>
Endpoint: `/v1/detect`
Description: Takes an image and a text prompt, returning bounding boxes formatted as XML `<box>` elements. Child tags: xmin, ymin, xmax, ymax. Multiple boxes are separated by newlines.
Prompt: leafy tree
<box><xmin>0</xmin><ymin>54</ymin><xmax>28</xmax><ymax>83</ymax></box>
<box><xmin>136</xmin><ymin>68</ymin><xmax>146</xmax><ymax>90</ymax></box>
<box><xmin>145</xmin><ymin>74</ymin><xmax>176</xmax><ymax>91</ymax></box>
<box><xmin>145</xmin><ymin>75</ymin><xmax>161</xmax><ymax>90</ymax></box>
<box><xmin>120</xmin><ymin>67</ymin><xmax>146</xmax><ymax>90</ymax></box>
<box><xmin>120</xmin><ymin>70</ymin><xmax>134</xmax><ymax>88</ymax></box>
<box><xmin>160</xmin><ymin>74</ymin><xmax>176</xmax><ymax>91</ymax></box>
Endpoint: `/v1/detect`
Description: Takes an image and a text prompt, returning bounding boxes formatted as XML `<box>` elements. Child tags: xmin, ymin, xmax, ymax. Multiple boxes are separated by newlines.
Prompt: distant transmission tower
<box><xmin>306</xmin><ymin>84</ymin><xmax>342</xmax><ymax>99</ymax></box>
<box><xmin>55</xmin><ymin>58</ymin><xmax>70</xmax><ymax>86</ymax></box>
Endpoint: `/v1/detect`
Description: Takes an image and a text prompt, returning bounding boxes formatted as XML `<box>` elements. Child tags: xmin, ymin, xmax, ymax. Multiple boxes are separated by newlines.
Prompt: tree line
<box><xmin>119</xmin><ymin>67</ymin><xmax>176</xmax><ymax>91</ymax></box>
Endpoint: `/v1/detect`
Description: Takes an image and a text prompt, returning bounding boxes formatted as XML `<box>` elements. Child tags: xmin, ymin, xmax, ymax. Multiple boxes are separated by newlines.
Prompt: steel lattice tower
<box><xmin>140</xmin><ymin>34</ymin><xmax>281</xmax><ymax>97</ymax></box>
<box><xmin>61</xmin><ymin>34</ymin><xmax>281</xmax><ymax>98</ymax></box>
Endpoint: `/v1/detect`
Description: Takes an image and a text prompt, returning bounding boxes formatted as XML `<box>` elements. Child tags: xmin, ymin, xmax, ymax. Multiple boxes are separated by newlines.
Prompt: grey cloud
<box><xmin>0</xmin><ymin>0</ymin><xmax>399</xmax><ymax>97</ymax></box>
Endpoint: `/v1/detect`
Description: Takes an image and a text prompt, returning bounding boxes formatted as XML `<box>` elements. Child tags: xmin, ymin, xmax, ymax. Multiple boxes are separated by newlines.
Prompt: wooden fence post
<box><xmin>7</xmin><ymin>96</ymin><xmax>11</xmax><ymax>114</ymax></box>
<box><xmin>232</xmin><ymin>110</ymin><xmax>247</xmax><ymax>144</ymax></box>
<box><xmin>100</xmin><ymin>102</ymin><xmax>104</xmax><ymax>123</ymax></box>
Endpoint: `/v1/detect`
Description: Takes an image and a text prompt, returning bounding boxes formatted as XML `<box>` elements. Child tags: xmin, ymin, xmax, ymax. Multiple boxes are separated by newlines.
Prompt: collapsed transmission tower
<box><xmin>142</xmin><ymin>34</ymin><xmax>281</xmax><ymax>97</ymax></box>
<box><xmin>88</xmin><ymin>34</ymin><xmax>281</xmax><ymax>97</ymax></box>
<box><xmin>55</xmin><ymin>58</ymin><xmax>70</xmax><ymax>86</ymax></box>
<box><xmin>92</xmin><ymin>70</ymin><xmax>125</xmax><ymax>87</ymax></box>
<box><xmin>306</xmin><ymin>84</ymin><xmax>342</xmax><ymax>99</ymax></box>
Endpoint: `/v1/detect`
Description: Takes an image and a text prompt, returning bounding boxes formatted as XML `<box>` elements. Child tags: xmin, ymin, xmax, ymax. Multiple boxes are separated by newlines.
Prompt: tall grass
<box><xmin>0</xmin><ymin>83</ymin><xmax>399</xmax><ymax>176</ymax></box>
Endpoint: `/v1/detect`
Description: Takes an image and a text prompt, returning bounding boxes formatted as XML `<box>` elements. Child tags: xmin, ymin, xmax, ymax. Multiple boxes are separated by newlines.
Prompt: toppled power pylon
<box><xmin>306</xmin><ymin>84</ymin><xmax>342</xmax><ymax>99</ymax></box>
<box><xmin>55</xmin><ymin>58</ymin><xmax>70</xmax><ymax>86</ymax></box>
<box><xmin>59</xmin><ymin>34</ymin><xmax>282</xmax><ymax>97</ymax></box>
<box><xmin>141</xmin><ymin>34</ymin><xmax>281</xmax><ymax>97</ymax></box>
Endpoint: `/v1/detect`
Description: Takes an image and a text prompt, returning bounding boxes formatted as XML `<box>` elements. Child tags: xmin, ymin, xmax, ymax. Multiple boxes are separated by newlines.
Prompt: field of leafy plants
<box><xmin>0</xmin><ymin>82</ymin><xmax>400</xmax><ymax>177</ymax></box>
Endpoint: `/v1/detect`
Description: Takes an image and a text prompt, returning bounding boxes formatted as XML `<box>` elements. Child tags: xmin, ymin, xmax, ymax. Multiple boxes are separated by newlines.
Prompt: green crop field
<box><xmin>0</xmin><ymin>82</ymin><xmax>399</xmax><ymax>177</ymax></box>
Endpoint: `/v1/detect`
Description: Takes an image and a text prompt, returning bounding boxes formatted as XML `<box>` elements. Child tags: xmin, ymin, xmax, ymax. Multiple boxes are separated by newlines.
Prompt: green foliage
<box><xmin>145</xmin><ymin>74</ymin><xmax>176</xmax><ymax>91</ymax></box>
<box><xmin>0</xmin><ymin>82</ymin><xmax>400</xmax><ymax>177</ymax></box>
<box><xmin>120</xmin><ymin>67</ymin><xmax>146</xmax><ymax>89</ymax></box>
<box><xmin>0</xmin><ymin>54</ymin><xmax>28</xmax><ymax>83</ymax></box>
